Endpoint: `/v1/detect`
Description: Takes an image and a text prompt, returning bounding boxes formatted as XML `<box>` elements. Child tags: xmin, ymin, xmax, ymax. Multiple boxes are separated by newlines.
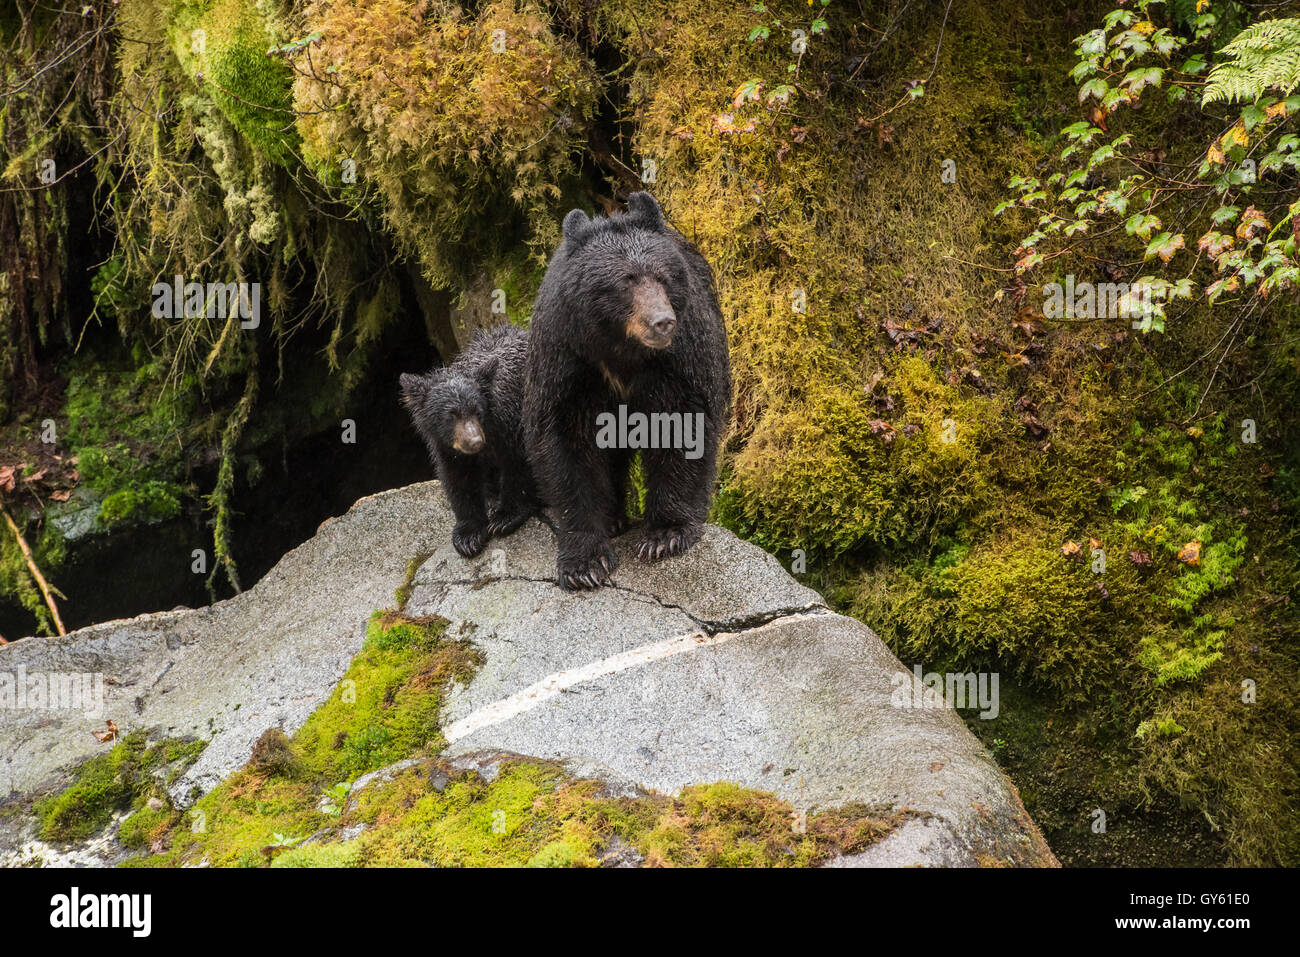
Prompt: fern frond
<box><xmin>1203</xmin><ymin>18</ymin><xmax>1300</xmax><ymax>105</ymax></box>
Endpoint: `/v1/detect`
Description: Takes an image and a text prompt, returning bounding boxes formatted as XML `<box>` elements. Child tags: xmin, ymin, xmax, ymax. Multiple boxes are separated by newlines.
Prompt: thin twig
<box><xmin>1</xmin><ymin>505</ymin><xmax>66</xmax><ymax>636</ymax></box>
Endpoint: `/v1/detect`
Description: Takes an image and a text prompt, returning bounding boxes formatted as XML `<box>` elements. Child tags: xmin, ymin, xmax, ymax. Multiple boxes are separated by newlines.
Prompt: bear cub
<box><xmin>401</xmin><ymin>324</ymin><xmax>538</xmax><ymax>558</ymax></box>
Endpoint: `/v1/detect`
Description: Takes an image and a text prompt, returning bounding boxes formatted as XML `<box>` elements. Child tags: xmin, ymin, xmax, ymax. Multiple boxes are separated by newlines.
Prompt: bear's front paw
<box><xmin>452</xmin><ymin>522</ymin><xmax>490</xmax><ymax>558</ymax></box>
<box><xmin>557</xmin><ymin>539</ymin><xmax>618</xmax><ymax>590</ymax></box>
<box><xmin>486</xmin><ymin>506</ymin><xmax>533</xmax><ymax>538</ymax></box>
<box><xmin>635</xmin><ymin>524</ymin><xmax>701</xmax><ymax>563</ymax></box>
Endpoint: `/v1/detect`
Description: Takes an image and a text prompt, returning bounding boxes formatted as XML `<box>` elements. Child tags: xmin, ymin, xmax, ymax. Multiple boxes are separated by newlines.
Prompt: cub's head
<box><xmin>560</xmin><ymin>192</ymin><xmax>687</xmax><ymax>352</ymax></box>
<box><xmin>400</xmin><ymin>370</ymin><xmax>486</xmax><ymax>455</ymax></box>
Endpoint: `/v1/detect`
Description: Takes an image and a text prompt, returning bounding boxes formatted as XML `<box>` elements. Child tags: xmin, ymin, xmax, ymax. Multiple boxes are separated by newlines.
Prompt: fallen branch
<box><xmin>1</xmin><ymin>505</ymin><xmax>66</xmax><ymax>636</ymax></box>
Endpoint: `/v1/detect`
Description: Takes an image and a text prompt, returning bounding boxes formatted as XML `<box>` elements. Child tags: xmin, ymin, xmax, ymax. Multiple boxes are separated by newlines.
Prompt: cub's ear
<box><xmin>562</xmin><ymin>209</ymin><xmax>591</xmax><ymax>242</ymax></box>
<box><xmin>399</xmin><ymin>372</ymin><xmax>431</xmax><ymax>410</ymax></box>
<box><xmin>626</xmin><ymin>191</ymin><xmax>664</xmax><ymax>231</ymax></box>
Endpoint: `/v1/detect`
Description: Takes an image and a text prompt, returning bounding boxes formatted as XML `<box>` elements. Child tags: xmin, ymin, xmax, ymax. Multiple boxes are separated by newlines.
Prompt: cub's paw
<box><xmin>452</xmin><ymin>522</ymin><xmax>490</xmax><ymax>558</ymax></box>
<box><xmin>557</xmin><ymin>539</ymin><xmax>618</xmax><ymax>590</ymax></box>
<box><xmin>486</xmin><ymin>506</ymin><xmax>533</xmax><ymax>538</ymax></box>
<box><xmin>635</xmin><ymin>524</ymin><xmax>701</xmax><ymax>563</ymax></box>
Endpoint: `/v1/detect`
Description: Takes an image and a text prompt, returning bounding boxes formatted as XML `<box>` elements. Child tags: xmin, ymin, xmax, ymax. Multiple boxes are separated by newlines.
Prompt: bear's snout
<box><xmin>629</xmin><ymin>278</ymin><xmax>677</xmax><ymax>349</ymax></box>
<box><xmin>453</xmin><ymin>417</ymin><xmax>485</xmax><ymax>454</ymax></box>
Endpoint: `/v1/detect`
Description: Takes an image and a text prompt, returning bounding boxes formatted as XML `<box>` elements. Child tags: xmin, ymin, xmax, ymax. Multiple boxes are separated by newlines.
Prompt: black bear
<box><xmin>401</xmin><ymin>324</ymin><xmax>538</xmax><ymax>558</ymax></box>
<box><xmin>524</xmin><ymin>192</ymin><xmax>730</xmax><ymax>590</ymax></box>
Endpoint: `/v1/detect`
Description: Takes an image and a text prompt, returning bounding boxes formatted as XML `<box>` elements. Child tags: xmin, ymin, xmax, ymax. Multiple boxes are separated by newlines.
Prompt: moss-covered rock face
<box><xmin>271</xmin><ymin>760</ymin><xmax>914</xmax><ymax>869</ymax></box>
<box><xmin>293</xmin><ymin>0</ymin><xmax>597</xmax><ymax>287</ymax></box>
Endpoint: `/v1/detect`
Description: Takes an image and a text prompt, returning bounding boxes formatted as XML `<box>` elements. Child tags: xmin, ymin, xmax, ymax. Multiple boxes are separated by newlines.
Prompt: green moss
<box><xmin>392</xmin><ymin>553</ymin><xmax>430</xmax><ymax>611</ymax></box>
<box><xmin>293</xmin><ymin>0</ymin><xmax>598</xmax><ymax>287</ymax></box>
<box><xmin>270</xmin><ymin>841</ymin><xmax>362</xmax><ymax>868</ymax></box>
<box><xmin>169</xmin><ymin>0</ymin><xmax>298</xmax><ymax>165</ymax></box>
<box><xmin>118</xmin><ymin>805</ymin><xmax>181</xmax><ymax>850</ymax></box>
<box><xmin>292</xmin><ymin>611</ymin><xmax>478</xmax><ymax>780</ymax></box>
<box><xmin>137</xmin><ymin>608</ymin><xmax>476</xmax><ymax>866</ymax></box>
<box><xmin>98</xmin><ymin>481</ymin><xmax>183</xmax><ymax>526</ymax></box>
<box><xmin>33</xmin><ymin>732</ymin><xmax>205</xmax><ymax>843</ymax></box>
<box><xmin>61</xmin><ymin>351</ymin><xmax>198</xmax><ymax>530</ymax></box>
<box><xmin>309</xmin><ymin>758</ymin><xmax>911</xmax><ymax>868</ymax></box>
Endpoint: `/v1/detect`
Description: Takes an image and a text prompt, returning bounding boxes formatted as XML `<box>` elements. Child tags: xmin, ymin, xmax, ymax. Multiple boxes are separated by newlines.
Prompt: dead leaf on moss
<box><xmin>868</xmin><ymin>419</ymin><xmax>896</xmax><ymax>444</ymax></box>
<box><xmin>1177</xmin><ymin>541</ymin><xmax>1202</xmax><ymax>566</ymax></box>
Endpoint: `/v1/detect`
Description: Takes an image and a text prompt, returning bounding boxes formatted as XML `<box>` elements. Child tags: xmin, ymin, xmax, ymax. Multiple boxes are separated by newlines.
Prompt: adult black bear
<box><xmin>524</xmin><ymin>192</ymin><xmax>730</xmax><ymax>590</ymax></box>
<box><xmin>401</xmin><ymin>324</ymin><xmax>537</xmax><ymax>558</ymax></box>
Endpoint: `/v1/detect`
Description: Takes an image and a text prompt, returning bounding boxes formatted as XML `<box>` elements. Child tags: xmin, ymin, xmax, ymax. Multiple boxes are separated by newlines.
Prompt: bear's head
<box><xmin>560</xmin><ymin>192</ymin><xmax>686</xmax><ymax>352</ymax></box>
<box><xmin>400</xmin><ymin>370</ymin><xmax>486</xmax><ymax>455</ymax></box>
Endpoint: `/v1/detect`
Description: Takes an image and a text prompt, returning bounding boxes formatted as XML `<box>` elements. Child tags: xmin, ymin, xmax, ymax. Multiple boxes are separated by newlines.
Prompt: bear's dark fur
<box><xmin>524</xmin><ymin>192</ymin><xmax>730</xmax><ymax>590</ymax></box>
<box><xmin>401</xmin><ymin>324</ymin><xmax>538</xmax><ymax>558</ymax></box>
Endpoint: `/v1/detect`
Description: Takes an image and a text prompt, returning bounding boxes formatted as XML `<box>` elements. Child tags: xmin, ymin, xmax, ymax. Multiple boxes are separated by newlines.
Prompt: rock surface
<box><xmin>0</xmin><ymin>481</ymin><xmax>1056</xmax><ymax>867</ymax></box>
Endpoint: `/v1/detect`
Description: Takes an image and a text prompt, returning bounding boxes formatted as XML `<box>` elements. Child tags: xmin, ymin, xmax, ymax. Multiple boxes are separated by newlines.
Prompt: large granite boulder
<box><xmin>0</xmin><ymin>481</ymin><xmax>1055</xmax><ymax>867</ymax></box>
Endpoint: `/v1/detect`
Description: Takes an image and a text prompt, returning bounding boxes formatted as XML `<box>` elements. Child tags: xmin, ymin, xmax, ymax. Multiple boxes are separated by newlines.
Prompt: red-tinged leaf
<box><xmin>1235</xmin><ymin>205</ymin><xmax>1270</xmax><ymax>241</ymax></box>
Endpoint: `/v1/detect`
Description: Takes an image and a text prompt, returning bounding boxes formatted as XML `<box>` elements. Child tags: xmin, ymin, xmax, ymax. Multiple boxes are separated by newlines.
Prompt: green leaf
<box><xmin>1126</xmin><ymin>213</ymin><xmax>1162</xmax><ymax>240</ymax></box>
<box><xmin>1079</xmin><ymin>78</ymin><xmax>1109</xmax><ymax>103</ymax></box>
<box><xmin>1122</xmin><ymin>66</ymin><xmax>1164</xmax><ymax>94</ymax></box>
<box><xmin>1145</xmin><ymin>232</ymin><xmax>1185</xmax><ymax>262</ymax></box>
<box><xmin>1209</xmin><ymin>205</ymin><xmax>1241</xmax><ymax>225</ymax></box>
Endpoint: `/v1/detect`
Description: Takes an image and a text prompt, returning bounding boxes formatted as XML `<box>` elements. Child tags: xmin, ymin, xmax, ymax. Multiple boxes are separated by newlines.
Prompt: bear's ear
<box><xmin>626</xmin><ymin>191</ymin><xmax>665</xmax><ymax>232</ymax></box>
<box><xmin>399</xmin><ymin>372</ymin><xmax>430</xmax><ymax>409</ymax></box>
<box><xmin>562</xmin><ymin>209</ymin><xmax>590</xmax><ymax>243</ymax></box>
<box><xmin>475</xmin><ymin>353</ymin><xmax>501</xmax><ymax>384</ymax></box>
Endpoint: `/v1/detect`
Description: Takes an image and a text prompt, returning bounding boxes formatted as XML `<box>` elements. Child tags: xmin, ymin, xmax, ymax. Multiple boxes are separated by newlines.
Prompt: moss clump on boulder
<box><xmin>290</xmin><ymin>757</ymin><xmax>915</xmax><ymax>868</ymax></box>
<box><xmin>34</xmin><ymin>732</ymin><xmax>206</xmax><ymax>843</ymax></box>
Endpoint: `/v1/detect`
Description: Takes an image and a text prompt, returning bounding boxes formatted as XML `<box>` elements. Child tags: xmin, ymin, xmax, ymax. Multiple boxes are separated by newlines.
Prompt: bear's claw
<box><xmin>452</xmin><ymin>523</ymin><xmax>491</xmax><ymax>558</ymax></box>
<box><xmin>486</xmin><ymin>507</ymin><xmax>532</xmax><ymax>538</ymax></box>
<box><xmin>635</xmin><ymin>525</ymin><xmax>700</xmax><ymax>563</ymax></box>
<box><xmin>557</xmin><ymin>541</ymin><xmax>618</xmax><ymax>590</ymax></box>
